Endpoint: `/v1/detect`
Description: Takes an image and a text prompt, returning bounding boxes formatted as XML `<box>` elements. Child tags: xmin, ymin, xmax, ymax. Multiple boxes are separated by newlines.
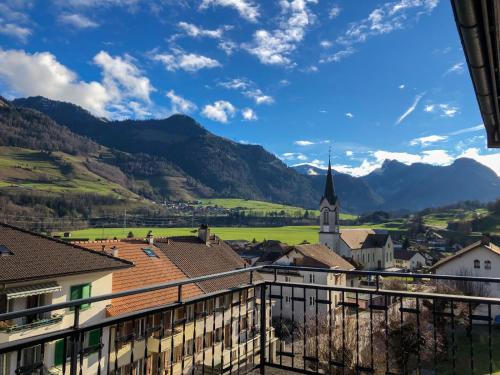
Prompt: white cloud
<box><xmin>242</xmin><ymin>0</ymin><xmax>317</xmax><ymax>66</ymax></box>
<box><xmin>218</xmin><ymin>40</ymin><xmax>237</xmax><ymax>55</ymax></box>
<box><xmin>329</xmin><ymin>5</ymin><xmax>341</xmax><ymax>19</ymax></box>
<box><xmin>242</xmin><ymin>108</ymin><xmax>257</xmax><ymax>121</ymax></box>
<box><xmin>199</xmin><ymin>0</ymin><xmax>259</xmax><ymax>22</ymax></box>
<box><xmin>0</xmin><ymin>2</ymin><xmax>32</xmax><ymax>42</ymax></box>
<box><xmin>399</xmin><ymin>84</ymin><xmax>405</xmax><ymax>89</ymax></box>
<box><xmin>94</xmin><ymin>51</ymin><xmax>154</xmax><ymax>103</ymax></box>
<box><xmin>319</xmin><ymin>47</ymin><xmax>355</xmax><ymax>63</ymax></box>
<box><xmin>0</xmin><ymin>21</ymin><xmax>31</xmax><ymax>42</ymax></box>
<box><xmin>346</xmin><ymin>150</ymin><xmax>353</xmax><ymax>156</ymax></box>
<box><xmin>345</xmin><ymin>112</ymin><xmax>353</xmax><ymax>118</ymax></box>
<box><xmin>153</xmin><ymin>49</ymin><xmax>221</xmax><ymax>72</ymax></box>
<box><xmin>177</xmin><ymin>21</ymin><xmax>230</xmax><ymax>39</ymax></box>
<box><xmin>395</xmin><ymin>92</ymin><xmax>424</xmax><ymax>125</ymax></box>
<box><xmin>423</xmin><ymin>103</ymin><xmax>459</xmax><ymax>117</ymax></box>
<box><xmin>303</xmin><ymin>65</ymin><xmax>319</xmax><ymax>73</ymax></box>
<box><xmin>449</xmin><ymin>124</ymin><xmax>483</xmax><ymax>136</ymax></box>
<box><xmin>333</xmin><ymin>0</ymin><xmax>438</xmax><ymax>60</ymax></box>
<box><xmin>444</xmin><ymin>62</ymin><xmax>464</xmax><ymax>75</ymax></box>
<box><xmin>459</xmin><ymin>148</ymin><xmax>500</xmax><ymax>176</ymax></box>
<box><xmin>294</xmin><ymin>140</ymin><xmax>314</xmax><ymax>146</ymax></box>
<box><xmin>219</xmin><ymin>78</ymin><xmax>274</xmax><ymax>105</ymax></box>
<box><xmin>410</xmin><ymin>135</ymin><xmax>448</xmax><ymax>147</ymax></box>
<box><xmin>282</xmin><ymin>152</ymin><xmax>308</xmax><ymax>161</ymax></box>
<box><xmin>166</xmin><ymin>90</ymin><xmax>197</xmax><ymax>114</ymax></box>
<box><xmin>201</xmin><ymin>100</ymin><xmax>236</xmax><ymax>123</ymax></box>
<box><xmin>245</xmin><ymin>89</ymin><xmax>274</xmax><ymax>105</ymax></box>
<box><xmin>320</xmin><ymin>40</ymin><xmax>333</xmax><ymax>49</ymax></box>
<box><xmin>59</xmin><ymin>13</ymin><xmax>99</xmax><ymax>28</ymax></box>
<box><xmin>0</xmin><ymin>49</ymin><xmax>155</xmax><ymax>119</ymax></box>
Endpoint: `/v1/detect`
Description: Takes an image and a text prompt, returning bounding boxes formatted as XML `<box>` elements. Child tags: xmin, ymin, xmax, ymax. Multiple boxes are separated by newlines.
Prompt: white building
<box><xmin>393</xmin><ymin>249</ymin><xmax>427</xmax><ymax>271</ymax></box>
<box><xmin>430</xmin><ymin>236</ymin><xmax>500</xmax><ymax>296</ymax></box>
<box><xmin>263</xmin><ymin>244</ymin><xmax>354</xmax><ymax>321</ymax></box>
<box><xmin>318</xmin><ymin>160</ymin><xmax>394</xmax><ymax>270</ymax></box>
<box><xmin>0</xmin><ymin>222</ymin><xmax>132</xmax><ymax>375</ymax></box>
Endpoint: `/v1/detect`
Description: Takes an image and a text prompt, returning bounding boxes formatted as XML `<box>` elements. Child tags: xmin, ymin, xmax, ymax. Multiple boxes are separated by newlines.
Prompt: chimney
<box><xmin>146</xmin><ymin>230</ymin><xmax>154</xmax><ymax>245</ymax></box>
<box><xmin>481</xmin><ymin>233</ymin><xmax>491</xmax><ymax>246</ymax></box>
<box><xmin>198</xmin><ymin>224</ymin><xmax>210</xmax><ymax>245</ymax></box>
<box><xmin>111</xmin><ymin>246</ymin><xmax>119</xmax><ymax>257</ymax></box>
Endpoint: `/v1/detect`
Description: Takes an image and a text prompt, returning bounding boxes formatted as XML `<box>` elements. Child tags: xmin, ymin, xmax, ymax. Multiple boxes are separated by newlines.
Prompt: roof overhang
<box><xmin>451</xmin><ymin>0</ymin><xmax>500</xmax><ymax>147</ymax></box>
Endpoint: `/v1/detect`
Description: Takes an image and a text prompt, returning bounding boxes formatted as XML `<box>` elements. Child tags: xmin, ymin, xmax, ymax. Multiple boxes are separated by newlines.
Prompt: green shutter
<box><xmin>88</xmin><ymin>329</ymin><xmax>100</xmax><ymax>347</ymax></box>
<box><xmin>69</xmin><ymin>284</ymin><xmax>91</xmax><ymax>311</ymax></box>
<box><xmin>81</xmin><ymin>284</ymin><xmax>91</xmax><ymax>310</ymax></box>
<box><xmin>54</xmin><ymin>340</ymin><xmax>64</xmax><ymax>366</ymax></box>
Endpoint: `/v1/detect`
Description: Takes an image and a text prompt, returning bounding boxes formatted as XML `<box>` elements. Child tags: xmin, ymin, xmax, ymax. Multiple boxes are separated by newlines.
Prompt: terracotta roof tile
<box><xmin>79</xmin><ymin>240</ymin><xmax>203</xmax><ymax>316</ymax></box>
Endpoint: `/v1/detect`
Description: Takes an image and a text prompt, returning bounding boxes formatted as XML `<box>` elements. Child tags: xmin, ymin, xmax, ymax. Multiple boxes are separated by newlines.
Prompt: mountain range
<box><xmin>1</xmin><ymin>95</ymin><xmax>499</xmax><ymax>213</ymax></box>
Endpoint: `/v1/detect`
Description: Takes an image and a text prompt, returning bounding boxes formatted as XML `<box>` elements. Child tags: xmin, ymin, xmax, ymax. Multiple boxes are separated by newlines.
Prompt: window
<box><xmin>474</xmin><ymin>259</ymin><xmax>480</xmax><ymax>269</ymax></box>
<box><xmin>323</xmin><ymin>210</ymin><xmax>329</xmax><ymax>225</ymax></box>
<box><xmin>309</xmin><ymin>296</ymin><xmax>316</xmax><ymax>306</ymax></box>
<box><xmin>285</xmin><ymin>276</ymin><xmax>291</xmax><ymax>282</ymax></box>
<box><xmin>485</xmin><ymin>260</ymin><xmax>491</xmax><ymax>270</ymax></box>
<box><xmin>309</xmin><ymin>274</ymin><xmax>315</xmax><ymax>283</ymax></box>
<box><xmin>54</xmin><ymin>329</ymin><xmax>100</xmax><ymax>367</ymax></box>
<box><xmin>142</xmin><ymin>247</ymin><xmax>158</xmax><ymax>258</ymax></box>
<box><xmin>0</xmin><ymin>245</ymin><xmax>13</xmax><ymax>256</ymax></box>
<box><xmin>285</xmin><ymin>296</ymin><xmax>291</xmax><ymax>304</ymax></box>
<box><xmin>70</xmin><ymin>283</ymin><xmax>91</xmax><ymax>310</ymax></box>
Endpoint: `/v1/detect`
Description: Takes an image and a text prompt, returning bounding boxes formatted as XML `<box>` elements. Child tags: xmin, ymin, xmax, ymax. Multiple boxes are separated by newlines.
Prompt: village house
<box><xmin>393</xmin><ymin>249</ymin><xmax>427</xmax><ymax>271</ymax></box>
<box><xmin>262</xmin><ymin>244</ymin><xmax>354</xmax><ymax>321</ymax></box>
<box><xmin>0</xmin><ymin>222</ymin><xmax>132</xmax><ymax>375</ymax></box>
<box><xmin>430</xmin><ymin>235</ymin><xmax>500</xmax><ymax>296</ymax></box>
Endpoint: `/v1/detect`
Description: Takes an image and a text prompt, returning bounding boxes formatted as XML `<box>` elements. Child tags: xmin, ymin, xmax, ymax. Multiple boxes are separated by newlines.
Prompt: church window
<box><xmin>474</xmin><ymin>259</ymin><xmax>480</xmax><ymax>269</ymax></box>
<box><xmin>323</xmin><ymin>210</ymin><xmax>329</xmax><ymax>225</ymax></box>
<box><xmin>309</xmin><ymin>274</ymin><xmax>315</xmax><ymax>283</ymax></box>
<box><xmin>485</xmin><ymin>260</ymin><xmax>491</xmax><ymax>270</ymax></box>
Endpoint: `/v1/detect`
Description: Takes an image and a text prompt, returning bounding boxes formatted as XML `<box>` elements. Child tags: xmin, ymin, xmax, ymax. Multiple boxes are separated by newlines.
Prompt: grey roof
<box><xmin>0</xmin><ymin>222</ymin><xmax>133</xmax><ymax>283</ymax></box>
<box><xmin>156</xmin><ymin>236</ymin><xmax>258</xmax><ymax>293</ymax></box>
<box><xmin>321</xmin><ymin>159</ymin><xmax>337</xmax><ymax>205</ymax></box>
<box><xmin>394</xmin><ymin>249</ymin><xmax>419</xmax><ymax>261</ymax></box>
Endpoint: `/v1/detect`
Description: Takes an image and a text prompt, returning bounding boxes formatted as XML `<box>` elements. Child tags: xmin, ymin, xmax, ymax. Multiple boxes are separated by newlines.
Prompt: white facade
<box><xmin>433</xmin><ymin>243</ymin><xmax>500</xmax><ymax>297</ymax></box>
<box><xmin>263</xmin><ymin>249</ymin><xmax>348</xmax><ymax>321</ymax></box>
<box><xmin>0</xmin><ymin>271</ymin><xmax>114</xmax><ymax>375</ymax></box>
<box><xmin>319</xmin><ymin>199</ymin><xmax>341</xmax><ymax>254</ymax></box>
<box><xmin>394</xmin><ymin>252</ymin><xmax>426</xmax><ymax>271</ymax></box>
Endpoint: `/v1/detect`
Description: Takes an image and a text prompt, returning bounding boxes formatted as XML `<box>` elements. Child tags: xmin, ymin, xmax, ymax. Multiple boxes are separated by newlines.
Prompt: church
<box><xmin>319</xmin><ymin>158</ymin><xmax>395</xmax><ymax>270</ymax></box>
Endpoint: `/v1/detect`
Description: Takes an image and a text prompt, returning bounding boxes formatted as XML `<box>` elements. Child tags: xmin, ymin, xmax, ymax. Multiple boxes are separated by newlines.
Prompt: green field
<box><xmin>422</xmin><ymin>208</ymin><xmax>490</xmax><ymax>229</ymax></box>
<box><xmin>0</xmin><ymin>146</ymin><xmax>139</xmax><ymax>200</ymax></box>
<box><xmin>57</xmin><ymin>221</ymin><xmax>407</xmax><ymax>244</ymax></box>
<box><xmin>198</xmin><ymin>198</ymin><xmax>357</xmax><ymax>220</ymax></box>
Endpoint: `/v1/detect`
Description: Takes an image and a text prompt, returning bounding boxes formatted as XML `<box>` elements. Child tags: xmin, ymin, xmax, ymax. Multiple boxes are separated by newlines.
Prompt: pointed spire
<box><xmin>322</xmin><ymin>148</ymin><xmax>337</xmax><ymax>205</ymax></box>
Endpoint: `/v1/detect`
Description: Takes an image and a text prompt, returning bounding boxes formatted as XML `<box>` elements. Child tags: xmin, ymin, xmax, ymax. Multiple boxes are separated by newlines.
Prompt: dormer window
<box><xmin>474</xmin><ymin>259</ymin><xmax>480</xmax><ymax>269</ymax></box>
<box><xmin>0</xmin><ymin>245</ymin><xmax>13</xmax><ymax>256</ymax></box>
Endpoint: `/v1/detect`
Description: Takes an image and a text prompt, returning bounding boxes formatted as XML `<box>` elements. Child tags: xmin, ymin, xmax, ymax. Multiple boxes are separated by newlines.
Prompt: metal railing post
<box><xmin>259</xmin><ymin>284</ymin><xmax>267</xmax><ymax>375</ymax></box>
<box><xmin>69</xmin><ymin>306</ymin><xmax>80</xmax><ymax>375</ymax></box>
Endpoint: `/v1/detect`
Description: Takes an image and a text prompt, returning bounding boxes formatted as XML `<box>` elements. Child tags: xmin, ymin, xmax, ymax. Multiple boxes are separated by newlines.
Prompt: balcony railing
<box><xmin>1</xmin><ymin>266</ymin><xmax>500</xmax><ymax>375</ymax></box>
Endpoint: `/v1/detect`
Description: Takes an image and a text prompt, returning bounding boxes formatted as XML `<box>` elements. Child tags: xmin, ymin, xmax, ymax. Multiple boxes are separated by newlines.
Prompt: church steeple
<box><xmin>322</xmin><ymin>153</ymin><xmax>337</xmax><ymax>205</ymax></box>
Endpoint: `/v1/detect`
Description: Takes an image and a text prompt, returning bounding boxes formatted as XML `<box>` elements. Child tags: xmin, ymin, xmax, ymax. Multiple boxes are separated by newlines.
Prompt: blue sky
<box><xmin>0</xmin><ymin>0</ymin><xmax>499</xmax><ymax>176</ymax></box>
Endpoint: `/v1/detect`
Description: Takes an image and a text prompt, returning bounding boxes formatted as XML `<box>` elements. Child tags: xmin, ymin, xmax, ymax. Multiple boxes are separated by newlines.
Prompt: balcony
<box><xmin>1</xmin><ymin>266</ymin><xmax>500</xmax><ymax>375</ymax></box>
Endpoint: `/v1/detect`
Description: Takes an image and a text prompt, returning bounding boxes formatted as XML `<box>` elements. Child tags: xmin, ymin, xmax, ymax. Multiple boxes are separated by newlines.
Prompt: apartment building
<box><xmin>0</xmin><ymin>223</ymin><xmax>132</xmax><ymax>375</ymax></box>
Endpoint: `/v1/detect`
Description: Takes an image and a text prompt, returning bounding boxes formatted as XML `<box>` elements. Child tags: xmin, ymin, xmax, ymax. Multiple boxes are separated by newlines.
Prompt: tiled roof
<box><xmin>394</xmin><ymin>249</ymin><xmax>420</xmax><ymax>261</ymax></box>
<box><xmin>291</xmin><ymin>244</ymin><xmax>355</xmax><ymax>269</ymax></box>
<box><xmin>340</xmin><ymin>229</ymin><xmax>389</xmax><ymax>250</ymax></box>
<box><xmin>0</xmin><ymin>222</ymin><xmax>132</xmax><ymax>283</ymax></box>
<box><xmin>156</xmin><ymin>236</ymin><xmax>256</xmax><ymax>293</ymax></box>
<box><xmin>430</xmin><ymin>240</ymin><xmax>500</xmax><ymax>270</ymax></box>
<box><xmin>78</xmin><ymin>240</ymin><xmax>203</xmax><ymax>316</ymax></box>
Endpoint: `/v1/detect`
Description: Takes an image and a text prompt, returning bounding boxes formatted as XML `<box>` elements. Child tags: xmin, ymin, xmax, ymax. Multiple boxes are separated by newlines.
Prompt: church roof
<box><xmin>340</xmin><ymin>229</ymin><xmax>390</xmax><ymax>250</ymax></box>
<box><xmin>321</xmin><ymin>159</ymin><xmax>337</xmax><ymax>205</ymax></box>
